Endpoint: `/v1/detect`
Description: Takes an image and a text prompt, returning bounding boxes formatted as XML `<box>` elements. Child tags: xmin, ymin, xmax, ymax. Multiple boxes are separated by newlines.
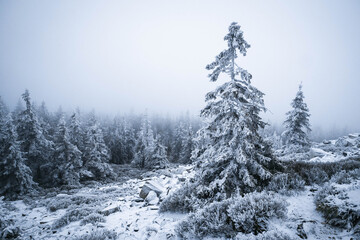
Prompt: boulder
<box><xmin>140</xmin><ymin>180</ymin><xmax>164</xmax><ymax>199</ymax></box>
<box><xmin>145</xmin><ymin>191</ymin><xmax>159</xmax><ymax>205</ymax></box>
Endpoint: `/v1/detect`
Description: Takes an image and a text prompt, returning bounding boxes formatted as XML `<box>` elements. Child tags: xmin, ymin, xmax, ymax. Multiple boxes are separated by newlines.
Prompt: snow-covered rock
<box><xmin>145</xmin><ymin>191</ymin><xmax>159</xmax><ymax>205</ymax></box>
<box><xmin>139</xmin><ymin>180</ymin><xmax>164</xmax><ymax>199</ymax></box>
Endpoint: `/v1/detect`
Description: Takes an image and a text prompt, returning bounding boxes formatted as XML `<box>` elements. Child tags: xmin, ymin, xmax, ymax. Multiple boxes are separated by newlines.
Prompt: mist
<box><xmin>1</xmin><ymin>0</ymin><xmax>360</xmax><ymax>134</ymax></box>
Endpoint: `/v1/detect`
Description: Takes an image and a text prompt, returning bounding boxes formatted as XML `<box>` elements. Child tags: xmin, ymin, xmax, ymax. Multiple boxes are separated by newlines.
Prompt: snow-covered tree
<box><xmin>189</xmin><ymin>23</ymin><xmax>280</xmax><ymax>199</ymax></box>
<box><xmin>179</xmin><ymin>123</ymin><xmax>194</xmax><ymax>164</ymax></box>
<box><xmin>149</xmin><ymin>135</ymin><xmax>169</xmax><ymax>169</ymax></box>
<box><xmin>171</xmin><ymin>122</ymin><xmax>186</xmax><ymax>162</ymax></box>
<box><xmin>132</xmin><ymin>115</ymin><xmax>168</xmax><ymax>169</ymax></box>
<box><xmin>83</xmin><ymin>120</ymin><xmax>113</xmax><ymax>179</ymax></box>
<box><xmin>0</xmin><ymin>97</ymin><xmax>9</xmax><ymax>160</ymax></box>
<box><xmin>53</xmin><ymin>117</ymin><xmax>83</xmax><ymax>186</ymax></box>
<box><xmin>283</xmin><ymin>84</ymin><xmax>311</xmax><ymax>147</ymax></box>
<box><xmin>0</xmin><ymin>114</ymin><xmax>36</xmax><ymax>199</ymax></box>
<box><xmin>16</xmin><ymin>90</ymin><xmax>54</xmax><ymax>182</ymax></box>
<box><xmin>68</xmin><ymin>111</ymin><xmax>85</xmax><ymax>153</ymax></box>
<box><xmin>105</xmin><ymin>118</ymin><xmax>135</xmax><ymax>164</ymax></box>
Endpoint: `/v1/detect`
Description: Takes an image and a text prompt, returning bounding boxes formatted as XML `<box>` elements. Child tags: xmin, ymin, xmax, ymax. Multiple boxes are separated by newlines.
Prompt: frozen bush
<box><xmin>235</xmin><ymin>229</ymin><xmax>293</xmax><ymax>240</ymax></box>
<box><xmin>315</xmin><ymin>183</ymin><xmax>360</xmax><ymax>231</ymax></box>
<box><xmin>227</xmin><ymin>192</ymin><xmax>288</xmax><ymax>234</ymax></box>
<box><xmin>330</xmin><ymin>169</ymin><xmax>360</xmax><ymax>184</ymax></box>
<box><xmin>284</xmin><ymin>160</ymin><xmax>360</xmax><ymax>185</ymax></box>
<box><xmin>52</xmin><ymin>207</ymin><xmax>94</xmax><ymax>229</ymax></box>
<box><xmin>159</xmin><ymin>182</ymin><xmax>202</xmax><ymax>213</ymax></box>
<box><xmin>74</xmin><ymin>229</ymin><xmax>118</xmax><ymax>240</ymax></box>
<box><xmin>267</xmin><ymin>173</ymin><xmax>305</xmax><ymax>194</ymax></box>
<box><xmin>80</xmin><ymin>213</ymin><xmax>105</xmax><ymax>226</ymax></box>
<box><xmin>47</xmin><ymin>194</ymin><xmax>102</xmax><ymax>212</ymax></box>
<box><xmin>176</xmin><ymin>200</ymin><xmax>233</xmax><ymax>239</ymax></box>
<box><xmin>176</xmin><ymin>192</ymin><xmax>288</xmax><ymax>238</ymax></box>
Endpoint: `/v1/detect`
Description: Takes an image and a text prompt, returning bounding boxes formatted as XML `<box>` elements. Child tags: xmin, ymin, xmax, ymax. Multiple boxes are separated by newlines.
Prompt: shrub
<box><xmin>330</xmin><ymin>169</ymin><xmax>360</xmax><ymax>184</ymax></box>
<box><xmin>80</xmin><ymin>213</ymin><xmax>105</xmax><ymax>226</ymax></box>
<box><xmin>176</xmin><ymin>200</ymin><xmax>233</xmax><ymax>239</ymax></box>
<box><xmin>176</xmin><ymin>192</ymin><xmax>288</xmax><ymax>239</ymax></box>
<box><xmin>227</xmin><ymin>192</ymin><xmax>288</xmax><ymax>235</ymax></box>
<box><xmin>52</xmin><ymin>207</ymin><xmax>94</xmax><ymax>229</ymax></box>
<box><xmin>284</xmin><ymin>159</ymin><xmax>360</xmax><ymax>185</ymax></box>
<box><xmin>235</xmin><ymin>229</ymin><xmax>293</xmax><ymax>240</ymax></box>
<box><xmin>159</xmin><ymin>182</ymin><xmax>202</xmax><ymax>213</ymax></box>
<box><xmin>266</xmin><ymin>173</ymin><xmax>305</xmax><ymax>194</ymax></box>
<box><xmin>47</xmin><ymin>195</ymin><xmax>101</xmax><ymax>212</ymax></box>
<box><xmin>74</xmin><ymin>229</ymin><xmax>118</xmax><ymax>240</ymax></box>
<box><xmin>315</xmin><ymin>183</ymin><xmax>360</xmax><ymax>231</ymax></box>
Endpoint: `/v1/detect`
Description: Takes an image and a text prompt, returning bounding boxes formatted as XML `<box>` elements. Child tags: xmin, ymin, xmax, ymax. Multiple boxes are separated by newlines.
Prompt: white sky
<box><xmin>0</xmin><ymin>0</ymin><xmax>359</xmax><ymax>131</ymax></box>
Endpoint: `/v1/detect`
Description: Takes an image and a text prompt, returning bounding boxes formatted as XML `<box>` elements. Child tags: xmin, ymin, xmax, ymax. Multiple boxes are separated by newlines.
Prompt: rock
<box><xmin>178</xmin><ymin>177</ymin><xmax>186</xmax><ymax>182</ymax></box>
<box><xmin>335</xmin><ymin>137</ymin><xmax>353</xmax><ymax>148</ymax></box>
<box><xmin>79</xmin><ymin>169</ymin><xmax>95</xmax><ymax>180</ymax></box>
<box><xmin>140</xmin><ymin>180</ymin><xmax>164</xmax><ymax>199</ymax></box>
<box><xmin>40</xmin><ymin>221</ymin><xmax>47</xmax><ymax>224</ymax></box>
<box><xmin>145</xmin><ymin>191</ymin><xmax>159</xmax><ymax>205</ymax></box>
<box><xmin>100</xmin><ymin>205</ymin><xmax>121</xmax><ymax>216</ymax></box>
<box><xmin>309</xmin><ymin>148</ymin><xmax>326</xmax><ymax>158</ymax></box>
<box><xmin>133</xmin><ymin>197</ymin><xmax>144</xmax><ymax>202</ymax></box>
<box><xmin>149</xmin><ymin>206</ymin><xmax>159</xmax><ymax>210</ymax></box>
<box><xmin>297</xmin><ymin>223</ymin><xmax>307</xmax><ymax>239</ymax></box>
<box><xmin>322</xmin><ymin>140</ymin><xmax>331</xmax><ymax>144</ymax></box>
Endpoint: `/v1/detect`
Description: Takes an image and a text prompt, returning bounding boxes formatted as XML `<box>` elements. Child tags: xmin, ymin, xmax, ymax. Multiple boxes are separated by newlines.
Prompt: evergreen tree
<box><xmin>179</xmin><ymin>123</ymin><xmax>194</xmax><ymax>164</ymax></box>
<box><xmin>149</xmin><ymin>134</ymin><xmax>169</xmax><ymax>169</ymax></box>
<box><xmin>53</xmin><ymin>117</ymin><xmax>82</xmax><ymax>186</ymax></box>
<box><xmin>68</xmin><ymin>111</ymin><xmax>85</xmax><ymax>153</ymax></box>
<box><xmin>188</xmin><ymin>23</ymin><xmax>280</xmax><ymax>200</ymax></box>
<box><xmin>0</xmin><ymin>114</ymin><xmax>36</xmax><ymax>199</ymax></box>
<box><xmin>36</xmin><ymin>101</ymin><xmax>53</xmax><ymax>140</ymax></box>
<box><xmin>132</xmin><ymin>115</ymin><xmax>168</xmax><ymax>169</ymax></box>
<box><xmin>171</xmin><ymin>122</ymin><xmax>185</xmax><ymax>162</ymax></box>
<box><xmin>16</xmin><ymin>90</ymin><xmax>54</xmax><ymax>183</ymax></box>
<box><xmin>0</xmin><ymin>97</ymin><xmax>9</xmax><ymax>160</ymax></box>
<box><xmin>283</xmin><ymin>84</ymin><xmax>311</xmax><ymax>147</ymax></box>
<box><xmin>132</xmin><ymin>115</ymin><xmax>155</xmax><ymax>168</ymax></box>
<box><xmin>83</xmin><ymin>120</ymin><xmax>113</xmax><ymax>179</ymax></box>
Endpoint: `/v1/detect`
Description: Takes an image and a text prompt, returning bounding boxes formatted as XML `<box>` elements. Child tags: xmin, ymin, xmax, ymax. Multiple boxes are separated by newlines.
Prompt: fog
<box><xmin>0</xmin><ymin>0</ymin><xmax>359</xmax><ymax>133</ymax></box>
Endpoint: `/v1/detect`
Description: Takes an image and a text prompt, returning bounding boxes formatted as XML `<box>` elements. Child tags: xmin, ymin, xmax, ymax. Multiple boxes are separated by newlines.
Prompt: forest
<box><xmin>0</xmin><ymin>20</ymin><xmax>359</xmax><ymax>240</ymax></box>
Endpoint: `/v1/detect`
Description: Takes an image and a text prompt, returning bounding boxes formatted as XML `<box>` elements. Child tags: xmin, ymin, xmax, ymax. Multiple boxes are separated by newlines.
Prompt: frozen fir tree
<box><xmin>16</xmin><ymin>90</ymin><xmax>54</xmax><ymax>182</ymax></box>
<box><xmin>150</xmin><ymin>135</ymin><xmax>169</xmax><ymax>169</ymax></box>
<box><xmin>83</xmin><ymin>120</ymin><xmax>114</xmax><ymax>180</ymax></box>
<box><xmin>132</xmin><ymin>115</ymin><xmax>155</xmax><ymax>168</ymax></box>
<box><xmin>0</xmin><ymin>97</ymin><xmax>9</xmax><ymax>160</ymax></box>
<box><xmin>132</xmin><ymin>115</ymin><xmax>168</xmax><ymax>169</ymax></box>
<box><xmin>68</xmin><ymin>111</ymin><xmax>85</xmax><ymax>153</ymax></box>
<box><xmin>53</xmin><ymin>117</ymin><xmax>83</xmax><ymax>186</ymax></box>
<box><xmin>179</xmin><ymin>123</ymin><xmax>194</xmax><ymax>164</ymax></box>
<box><xmin>171</xmin><ymin>122</ymin><xmax>186</xmax><ymax>162</ymax></box>
<box><xmin>181</xmin><ymin>23</ymin><xmax>280</xmax><ymax>202</ymax></box>
<box><xmin>36</xmin><ymin>101</ymin><xmax>53</xmax><ymax>140</ymax></box>
<box><xmin>283</xmin><ymin>84</ymin><xmax>311</xmax><ymax>147</ymax></box>
<box><xmin>0</xmin><ymin>114</ymin><xmax>36</xmax><ymax>199</ymax></box>
<box><xmin>105</xmin><ymin>118</ymin><xmax>135</xmax><ymax>164</ymax></box>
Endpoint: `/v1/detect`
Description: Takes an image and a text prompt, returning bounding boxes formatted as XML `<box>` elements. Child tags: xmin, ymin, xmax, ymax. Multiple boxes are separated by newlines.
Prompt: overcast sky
<box><xmin>0</xmin><ymin>0</ymin><xmax>359</xmax><ymax>132</ymax></box>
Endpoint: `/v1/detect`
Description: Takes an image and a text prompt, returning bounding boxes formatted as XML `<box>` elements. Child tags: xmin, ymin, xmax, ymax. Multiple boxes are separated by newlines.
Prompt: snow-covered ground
<box><xmin>1</xmin><ymin>134</ymin><xmax>360</xmax><ymax>239</ymax></box>
<box><xmin>0</xmin><ymin>165</ymin><xmax>193</xmax><ymax>239</ymax></box>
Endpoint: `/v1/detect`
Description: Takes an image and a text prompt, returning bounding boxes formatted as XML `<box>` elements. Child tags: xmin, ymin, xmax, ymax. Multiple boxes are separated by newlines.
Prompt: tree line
<box><xmin>0</xmin><ymin>92</ymin><xmax>199</xmax><ymax>198</ymax></box>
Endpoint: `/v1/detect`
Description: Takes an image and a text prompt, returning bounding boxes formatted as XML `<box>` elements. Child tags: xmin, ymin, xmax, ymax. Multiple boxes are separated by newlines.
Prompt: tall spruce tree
<box><xmin>16</xmin><ymin>90</ymin><xmax>54</xmax><ymax>183</ymax></box>
<box><xmin>283</xmin><ymin>84</ymin><xmax>311</xmax><ymax>147</ymax></box>
<box><xmin>53</xmin><ymin>117</ymin><xmax>83</xmax><ymax>186</ymax></box>
<box><xmin>132</xmin><ymin>115</ymin><xmax>168</xmax><ymax>169</ymax></box>
<box><xmin>83</xmin><ymin>120</ymin><xmax>114</xmax><ymax>179</ymax></box>
<box><xmin>189</xmin><ymin>23</ymin><xmax>280</xmax><ymax>200</ymax></box>
<box><xmin>0</xmin><ymin>114</ymin><xmax>36</xmax><ymax>199</ymax></box>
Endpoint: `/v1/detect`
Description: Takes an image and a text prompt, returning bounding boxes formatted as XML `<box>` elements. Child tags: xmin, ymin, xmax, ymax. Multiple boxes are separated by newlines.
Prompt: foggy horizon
<box><xmin>1</xmin><ymin>0</ymin><xmax>360</xmax><ymax>133</ymax></box>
